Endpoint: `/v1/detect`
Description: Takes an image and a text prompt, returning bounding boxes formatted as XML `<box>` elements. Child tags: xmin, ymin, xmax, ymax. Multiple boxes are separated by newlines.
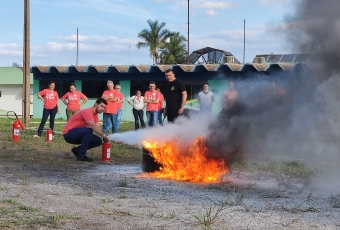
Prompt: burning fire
<box><xmin>142</xmin><ymin>137</ymin><xmax>227</xmax><ymax>183</ymax></box>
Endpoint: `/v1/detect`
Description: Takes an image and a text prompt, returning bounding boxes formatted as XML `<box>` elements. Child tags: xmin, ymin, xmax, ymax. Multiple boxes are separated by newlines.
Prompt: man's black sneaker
<box><xmin>78</xmin><ymin>156</ymin><xmax>93</xmax><ymax>162</ymax></box>
<box><xmin>71</xmin><ymin>147</ymin><xmax>79</xmax><ymax>158</ymax></box>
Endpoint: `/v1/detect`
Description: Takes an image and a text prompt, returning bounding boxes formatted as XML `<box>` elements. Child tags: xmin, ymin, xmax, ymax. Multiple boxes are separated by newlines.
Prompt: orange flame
<box><xmin>142</xmin><ymin>137</ymin><xmax>228</xmax><ymax>183</ymax></box>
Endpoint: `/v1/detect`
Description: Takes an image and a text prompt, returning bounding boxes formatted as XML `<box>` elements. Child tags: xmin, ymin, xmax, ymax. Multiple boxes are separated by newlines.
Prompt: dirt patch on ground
<box><xmin>1</xmin><ymin>160</ymin><xmax>340</xmax><ymax>230</ymax></box>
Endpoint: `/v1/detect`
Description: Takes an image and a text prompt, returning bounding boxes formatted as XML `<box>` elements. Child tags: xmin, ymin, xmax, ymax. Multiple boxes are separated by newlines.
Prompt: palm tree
<box><xmin>159</xmin><ymin>32</ymin><xmax>187</xmax><ymax>64</ymax></box>
<box><xmin>137</xmin><ymin>19</ymin><xmax>174</xmax><ymax>64</ymax></box>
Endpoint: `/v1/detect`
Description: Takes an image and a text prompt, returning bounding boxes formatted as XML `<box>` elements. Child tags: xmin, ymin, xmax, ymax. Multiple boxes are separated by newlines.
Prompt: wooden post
<box><xmin>23</xmin><ymin>0</ymin><xmax>30</xmax><ymax>126</ymax></box>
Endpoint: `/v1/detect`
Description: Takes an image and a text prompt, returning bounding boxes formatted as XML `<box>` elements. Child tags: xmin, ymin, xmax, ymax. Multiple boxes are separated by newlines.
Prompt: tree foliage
<box><xmin>136</xmin><ymin>19</ymin><xmax>174</xmax><ymax>64</ymax></box>
<box><xmin>159</xmin><ymin>32</ymin><xmax>187</xmax><ymax>64</ymax></box>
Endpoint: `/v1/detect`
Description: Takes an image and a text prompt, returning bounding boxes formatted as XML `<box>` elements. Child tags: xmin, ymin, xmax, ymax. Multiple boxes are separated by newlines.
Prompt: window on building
<box><xmin>185</xmin><ymin>84</ymin><xmax>202</xmax><ymax>101</ymax></box>
<box><xmin>82</xmin><ymin>81</ymin><xmax>119</xmax><ymax>98</ymax></box>
<box><xmin>39</xmin><ymin>80</ymin><xmax>74</xmax><ymax>97</ymax></box>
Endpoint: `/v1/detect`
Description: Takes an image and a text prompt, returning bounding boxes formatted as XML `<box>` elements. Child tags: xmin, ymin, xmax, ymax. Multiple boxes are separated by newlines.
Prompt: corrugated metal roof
<box><xmin>54</xmin><ymin>66</ymin><xmax>68</xmax><ymax>73</ymax></box>
<box><xmin>115</xmin><ymin>66</ymin><xmax>129</xmax><ymax>73</ymax></box>
<box><xmin>252</xmin><ymin>63</ymin><xmax>269</xmax><ymax>71</ymax></box>
<box><xmin>94</xmin><ymin>66</ymin><xmax>108</xmax><ymax>73</ymax></box>
<box><xmin>31</xmin><ymin>63</ymin><xmax>302</xmax><ymax>74</ymax></box>
<box><xmin>75</xmin><ymin>66</ymin><xmax>88</xmax><ymax>72</ymax></box>
<box><xmin>227</xmin><ymin>64</ymin><xmax>243</xmax><ymax>71</ymax></box>
<box><xmin>135</xmin><ymin>65</ymin><xmax>149</xmax><ymax>73</ymax></box>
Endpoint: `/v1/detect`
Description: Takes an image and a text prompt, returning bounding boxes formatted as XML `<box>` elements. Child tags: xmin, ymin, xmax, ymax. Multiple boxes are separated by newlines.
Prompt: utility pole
<box><xmin>23</xmin><ymin>0</ymin><xmax>30</xmax><ymax>126</ymax></box>
<box><xmin>243</xmin><ymin>19</ymin><xmax>246</xmax><ymax>64</ymax></box>
<box><xmin>129</xmin><ymin>45</ymin><xmax>131</xmax><ymax>65</ymax></box>
<box><xmin>76</xmin><ymin>27</ymin><xmax>79</xmax><ymax>65</ymax></box>
<box><xmin>187</xmin><ymin>0</ymin><xmax>190</xmax><ymax>64</ymax></box>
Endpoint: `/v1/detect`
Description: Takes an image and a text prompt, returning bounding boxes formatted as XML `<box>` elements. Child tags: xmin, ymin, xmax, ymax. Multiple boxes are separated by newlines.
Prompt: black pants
<box><xmin>167</xmin><ymin>110</ymin><xmax>180</xmax><ymax>123</ymax></box>
<box><xmin>132</xmin><ymin>108</ymin><xmax>146</xmax><ymax>130</ymax></box>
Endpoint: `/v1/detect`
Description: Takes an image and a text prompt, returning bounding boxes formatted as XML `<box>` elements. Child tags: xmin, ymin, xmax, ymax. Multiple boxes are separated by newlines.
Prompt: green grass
<box><xmin>0</xmin><ymin>118</ymin><xmax>140</xmax><ymax>229</ymax></box>
<box><xmin>0</xmin><ymin>118</ymin><xmax>141</xmax><ymax>168</ymax></box>
<box><xmin>0</xmin><ymin>199</ymin><xmax>80</xmax><ymax>228</ymax></box>
<box><xmin>230</xmin><ymin>159</ymin><xmax>321</xmax><ymax>179</ymax></box>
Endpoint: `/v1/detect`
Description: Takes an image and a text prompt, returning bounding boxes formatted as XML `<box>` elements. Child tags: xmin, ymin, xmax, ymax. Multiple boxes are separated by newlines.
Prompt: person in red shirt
<box><xmin>101</xmin><ymin>80</ymin><xmax>119</xmax><ymax>134</ymax></box>
<box><xmin>222</xmin><ymin>81</ymin><xmax>239</xmax><ymax>110</ymax></box>
<box><xmin>114</xmin><ymin>84</ymin><xmax>124</xmax><ymax>132</ymax></box>
<box><xmin>61</xmin><ymin>83</ymin><xmax>88</xmax><ymax>121</ymax></box>
<box><xmin>269</xmin><ymin>80</ymin><xmax>287</xmax><ymax>103</ymax></box>
<box><xmin>63</xmin><ymin>98</ymin><xmax>109</xmax><ymax>162</ymax></box>
<box><xmin>144</xmin><ymin>81</ymin><xmax>160</xmax><ymax>127</ymax></box>
<box><xmin>34</xmin><ymin>81</ymin><xmax>60</xmax><ymax>137</ymax></box>
<box><xmin>156</xmin><ymin>88</ymin><xmax>164</xmax><ymax>125</ymax></box>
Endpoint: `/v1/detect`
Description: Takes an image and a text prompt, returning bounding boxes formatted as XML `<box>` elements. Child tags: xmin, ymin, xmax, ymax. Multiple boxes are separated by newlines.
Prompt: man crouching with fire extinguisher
<box><xmin>63</xmin><ymin>98</ymin><xmax>109</xmax><ymax>162</ymax></box>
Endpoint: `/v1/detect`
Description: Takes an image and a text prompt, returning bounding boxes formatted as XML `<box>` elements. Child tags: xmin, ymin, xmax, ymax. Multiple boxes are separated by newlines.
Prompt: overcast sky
<box><xmin>0</xmin><ymin>0</ymin><xmax>294</xmax><ymax>66</ymax></box>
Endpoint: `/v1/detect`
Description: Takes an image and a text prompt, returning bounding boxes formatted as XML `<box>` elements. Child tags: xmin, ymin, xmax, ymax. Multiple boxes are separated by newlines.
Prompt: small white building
<box><xmin>0</xmin><ymin>67</ymin><xmax>33</xmax><ymax>117</ymax></box>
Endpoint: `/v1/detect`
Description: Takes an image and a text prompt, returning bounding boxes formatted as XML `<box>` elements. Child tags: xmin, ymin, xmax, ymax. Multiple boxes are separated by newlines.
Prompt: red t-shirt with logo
<box><xmin>116</xmin><ymin>92</ymin><xmax>124</xmax><ymax>109</ymax></box>
<box><xmin>158</xmin><ymin>93</ymin><xmax>164</xmax><ymax>111</ymax></box>
<box><xmin>62</xmin><ymin>107</ymin><xmax>99</xmax><ymax>134</ymax></box>
<box><xmin>38</xmin><ymin>89</ymin><xmax>59</xmax><ymax>109</ymax></box>
<box><xmin>144</xmin><ymin>90</ymin><xmax>160</xmax><ymax>111</ymax></box>
<box><xmin>62</xmin><ymin>91</ymin><xmax>86</xmax><ymax>111</ymax></box>
<box><xmin>102</xmin><ymin>90</ymin><xmax>119</xmax><ymax>114</ymax></box>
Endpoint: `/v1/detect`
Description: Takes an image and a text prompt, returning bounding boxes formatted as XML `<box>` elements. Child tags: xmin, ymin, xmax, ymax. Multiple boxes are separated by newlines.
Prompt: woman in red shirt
<box><xmin>61</xmin><ymin>83</ymin><xmax>88</xmax><ymax>121</ymax></box>
<box><xmin>33</xmin><ymin>81</ymin><xmax>60</xmax><ymax>137</ymax></box>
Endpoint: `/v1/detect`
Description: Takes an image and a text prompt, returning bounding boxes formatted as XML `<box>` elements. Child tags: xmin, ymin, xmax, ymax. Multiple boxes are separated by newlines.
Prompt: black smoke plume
<box><xmin>206</xmin><ymin>0</ymin><xmax>340</xmax><ymax>166</ymax></box>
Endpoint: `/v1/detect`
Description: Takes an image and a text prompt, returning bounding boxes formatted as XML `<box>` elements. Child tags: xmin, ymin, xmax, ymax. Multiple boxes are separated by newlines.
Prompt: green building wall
<box><xmin>33</xmin><ymin>79</ymin><xmax>231</xmax><ymax>121</ymax></box>
<box><xmin>33</xmin><ymin>80</ymin><xmax>137</xmax><ymax>121</ymax></box>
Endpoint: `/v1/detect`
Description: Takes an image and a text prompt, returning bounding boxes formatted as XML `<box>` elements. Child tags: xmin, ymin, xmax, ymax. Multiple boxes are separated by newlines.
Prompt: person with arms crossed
<box><xmin>61</xmin><ymin>83</ymin><xmax>88</xmax><ymax>121</ymax></box>
<box><xmin>114</xmin><ymin>84</ymin><xmax>124</xmax><ymax>132</ymax></box>
<box><xmin>156</xmin><ymin>88</ymin><xmax>164</xmax><ymax>125</ymax></box>
<box><xmin>144</xmin><ymin>81</ymin><xmax>160</xmax><ymax>127</ymax></box>
<box><xmin>101</xmin><ymin>80</ymin><xmax>119</xmax><ymax>134</ymax></box>
<box><xmin>127</xmin><ymin>90</ymin><xmax>146</xmax><ymax>130</ymax></box>
<box><xmin>34</xmin><ymin>81</ymin><xmax>60</xmax><ymax>137</ymax></box>
<box><xmin>63</xmin><ymin>98</ymin><xmax>109</xmax><ymax>162</ymax></box>
<box><xmin>198</xmin><ymin>82</ymin><xmax>215</xmax><ymax>113</ymax></box>
<box><xmin>164</xmin><ymin>69</ymin><xmax>187</xmax><ymax>122</ymax></box>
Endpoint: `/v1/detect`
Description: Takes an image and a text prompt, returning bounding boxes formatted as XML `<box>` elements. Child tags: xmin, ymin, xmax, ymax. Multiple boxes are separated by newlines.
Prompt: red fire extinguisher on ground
<box><xmin>12</xmin><ymin>120</ymin><xmax>20</xmax><ymax>142</ymax></box>
<box><xmin>8</xmin><ymin>111</ymin><xmax>26</xmax><ymax>142</ymax></box>
<box><xmin>46</xmin><ymin>128</ymin><xmax>53</xmax><ymax>142</ymax></box>
<box><xmin>102</xmin><ymin>141</ymin><xmax>111</xmax><ymax>162</ymax></box>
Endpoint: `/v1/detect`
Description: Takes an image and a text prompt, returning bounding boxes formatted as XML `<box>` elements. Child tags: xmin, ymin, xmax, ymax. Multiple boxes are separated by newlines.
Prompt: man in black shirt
<box><xmin>164</xmin><ymin>69</ymin><xmax>187</xmax><ymax>122</ymax></box>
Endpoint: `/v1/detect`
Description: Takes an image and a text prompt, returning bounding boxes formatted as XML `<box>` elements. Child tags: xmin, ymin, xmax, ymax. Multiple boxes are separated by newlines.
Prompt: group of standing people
<box><xmin>34</xmin><ymin>82</ymin><xmax>89</xmax><ymax>138</ymax></box>
<box><xmin>127</xmin><ymin>82</ymin><xmax>165</xmax><ymax>129</ymax></box>
<box><xmin>32</xmin><ymin>69</ymin><xmax>188</xmax><ymax>161</ymax></box>
<box><xmin>101</xmin><ymin>81</ymin><xmax>124</xmax><ymax>135</ymax></box>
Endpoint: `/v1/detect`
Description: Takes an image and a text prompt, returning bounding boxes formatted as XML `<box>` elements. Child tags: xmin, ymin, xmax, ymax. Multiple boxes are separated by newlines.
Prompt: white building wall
<box><xmin>0</xmin><ymin>84</ymin><xmax>33</xmax><ymax>116</ymax></box>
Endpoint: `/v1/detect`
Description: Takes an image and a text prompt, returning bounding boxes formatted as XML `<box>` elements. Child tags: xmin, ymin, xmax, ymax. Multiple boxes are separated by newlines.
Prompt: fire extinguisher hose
<box><xmin>7</xmin><ymin>111</ymin><xmax>26</xmax><ymax>130</ymax></box>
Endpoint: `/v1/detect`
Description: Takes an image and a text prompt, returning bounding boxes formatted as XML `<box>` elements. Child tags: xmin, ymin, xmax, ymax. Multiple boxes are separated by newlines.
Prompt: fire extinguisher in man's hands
<box><xmin>101</xmin><ymin>133</ymin><xmax>109</xmax><ymax>143</ymax></box>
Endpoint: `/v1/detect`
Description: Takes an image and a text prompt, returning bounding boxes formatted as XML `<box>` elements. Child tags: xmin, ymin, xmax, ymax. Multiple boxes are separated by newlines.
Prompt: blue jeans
<box><xmin>116</xmin><ymin>109</ymin><xmax>122</xmax><ymax>132</ymax></box>
<box><xmin>103</xmin><ymin>113</ymin><xmax>117</xmax><ymax>134</ymax></box>
<box><xmin>37</xmin><ymin>106</ymin><xmax>58</xmax><ymax>136</ymax></box>
<box><xmin>63</xmin><ymin>128</ymin><xmax>102</xmax><ymax>157</ymax></box>
<box><xmin>158</xmin><ymin>109</ymin><xmax>163</xmax><ymax>125</ymax></box>
<box><xmin>146</xmin><ymin>111</ymin><xmax>158</xmax><ymax>127</ymax></box>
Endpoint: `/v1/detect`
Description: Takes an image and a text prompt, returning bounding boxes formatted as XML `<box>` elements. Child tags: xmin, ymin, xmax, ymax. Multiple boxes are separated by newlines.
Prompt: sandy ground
<box><xmin>1</xmin><ymin>161</ymin><xmax>340</xmax><ymax>230</ymax></box>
